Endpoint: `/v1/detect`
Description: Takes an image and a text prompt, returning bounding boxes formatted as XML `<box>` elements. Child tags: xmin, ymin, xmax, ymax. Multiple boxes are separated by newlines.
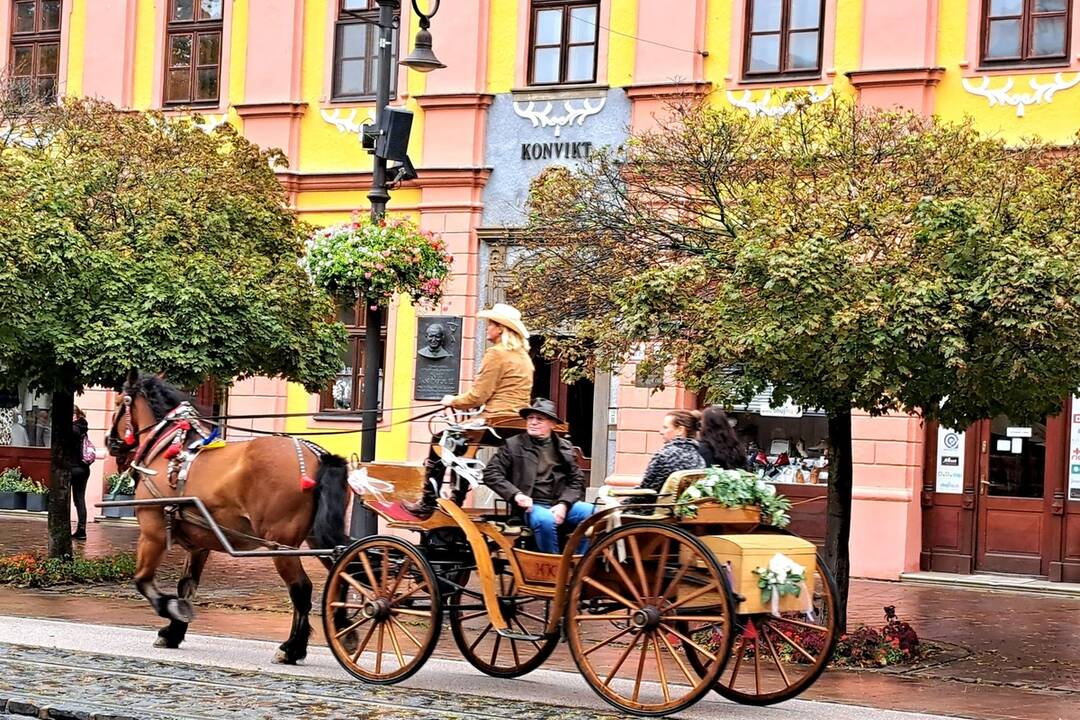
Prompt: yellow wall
<box><xmin>935</xmin><ymin>2</ymin><xmax>1080</xmax><ymax>143</ymax></box>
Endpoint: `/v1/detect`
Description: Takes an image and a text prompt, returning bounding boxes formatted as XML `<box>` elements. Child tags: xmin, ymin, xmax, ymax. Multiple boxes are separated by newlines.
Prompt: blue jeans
<box><xmin>528</xmin><ymin>501</ymin><xmax>595</xmax><ymax>554</ymax></box>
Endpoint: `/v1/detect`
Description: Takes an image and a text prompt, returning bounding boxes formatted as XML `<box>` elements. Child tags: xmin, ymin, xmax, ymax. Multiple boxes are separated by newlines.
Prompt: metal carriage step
<box><xmin>495</xmin><ymin>628</ymin><xmax>547</xmax><ymax>642</ymax></box>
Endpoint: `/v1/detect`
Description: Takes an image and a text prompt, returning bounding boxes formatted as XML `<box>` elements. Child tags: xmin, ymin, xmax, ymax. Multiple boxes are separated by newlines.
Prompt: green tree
<box><xmin>515</xmin><ymin>96</ymin><xmax>1080</xmax><ymax>624</ymax></box>
<box><xmin>0</xmin><ymin>98</ymin><xmax>345</xmax><ymax>559</ymax></box>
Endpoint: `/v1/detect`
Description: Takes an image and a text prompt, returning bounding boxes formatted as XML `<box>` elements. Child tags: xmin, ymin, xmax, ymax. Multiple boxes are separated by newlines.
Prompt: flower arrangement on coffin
<box><xmin>300</xmin><ymin>215</ymin><xmax>453</xmax><ymax>307</ymax></box>
<box><xmin>752</xmin><ymin>552</ymin><xmax>813</xmax><ymax>617</ymax></box>
<box><xmin>674</xmin><ymin>467</ymin><xmax>792</xmax><ymax>526</ymax></box>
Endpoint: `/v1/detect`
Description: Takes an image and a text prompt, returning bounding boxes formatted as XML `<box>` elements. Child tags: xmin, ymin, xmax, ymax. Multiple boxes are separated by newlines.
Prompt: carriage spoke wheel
<box><xmin>683</xmin><ymin>553</ymin><xmax>839</xmax><ymax>705</ymax></box>
<box><xmin>449</xmin><ymin>558</ymin><xmax>559</xmax><ymax>678</ymax></box>
<box><xmin>566</xmin><ymin>522</ymin><xmax>734</xmax><ymax>717</ymax></box>
<box><xmin>322</xmin><ymin>536</ymin><xmax>441</xmax><ymax>684</ymax></box>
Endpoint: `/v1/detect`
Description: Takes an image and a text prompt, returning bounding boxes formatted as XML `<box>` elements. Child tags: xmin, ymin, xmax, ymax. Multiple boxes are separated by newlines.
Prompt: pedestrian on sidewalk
<box><xmin>69</xmin><ymin>406</ymin><xmax>91</xmax><ymax>540</ymax></box>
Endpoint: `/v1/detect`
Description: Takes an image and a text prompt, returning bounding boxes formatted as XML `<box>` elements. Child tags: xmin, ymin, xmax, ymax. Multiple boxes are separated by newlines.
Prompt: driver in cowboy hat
<box><xmin>482</xmin><ymin>398</ymin><xmax>594</xmax><ymax>554</ymax></box>
<box><xmin>403</xmin><ymin>303</ymin><xmax>534</xmax><ymax>519</ymax></box>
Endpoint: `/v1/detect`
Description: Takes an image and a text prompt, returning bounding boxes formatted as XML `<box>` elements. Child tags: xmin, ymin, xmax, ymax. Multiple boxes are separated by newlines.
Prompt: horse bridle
<box><xmin>106</xmin><ymin>393</ymin><xmax>140</xmax><ymax>457</ymax></box>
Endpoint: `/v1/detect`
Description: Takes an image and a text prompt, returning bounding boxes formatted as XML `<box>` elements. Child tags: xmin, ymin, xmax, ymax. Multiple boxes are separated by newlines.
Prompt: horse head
<box><xmin>107</xmin><ymin>372</ymin><xmax>192</xmax><ymax>459</ymax></box>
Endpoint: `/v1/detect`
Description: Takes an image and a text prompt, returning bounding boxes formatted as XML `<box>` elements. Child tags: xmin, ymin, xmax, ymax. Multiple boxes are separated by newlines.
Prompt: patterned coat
<box><xmin>638</xmin><ymin>437</ymin><xmax>706</xmax><ymax>493</ymax></box>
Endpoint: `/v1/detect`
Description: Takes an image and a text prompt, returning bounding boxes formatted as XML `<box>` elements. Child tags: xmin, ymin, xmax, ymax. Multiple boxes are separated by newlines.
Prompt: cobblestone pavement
<box><xmin>0</xmin><ymin>618</ymin><xmax>959</xmax><ymax>720</ymax></box>
<box><xmin>3</xmin><ymin>514</ymin><xmax>1079</xmax><ymax>719</ymax></box>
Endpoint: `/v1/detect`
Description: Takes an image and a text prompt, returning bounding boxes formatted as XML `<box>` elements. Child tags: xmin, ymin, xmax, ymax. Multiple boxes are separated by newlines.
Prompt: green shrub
<box><xmin>0</xmin><ymin>467</ymin><xmax>25</xmax><ymax>492</ymax></box>
<box><xmin>106</xmin><ymin>471</ymin><xmax>135</xmax><ymax>496</ymax></box>
<box><xmin>0</xmin><ymin>552</ymin><xmax>137</xmax><ymax>588</ymax></box>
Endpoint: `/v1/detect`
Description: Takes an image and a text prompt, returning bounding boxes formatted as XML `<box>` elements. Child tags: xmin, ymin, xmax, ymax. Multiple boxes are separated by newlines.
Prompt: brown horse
<box><xmin>107</xmin><ymin>373</ymin><xmax>351</xmax><ymax>664</ymax></box>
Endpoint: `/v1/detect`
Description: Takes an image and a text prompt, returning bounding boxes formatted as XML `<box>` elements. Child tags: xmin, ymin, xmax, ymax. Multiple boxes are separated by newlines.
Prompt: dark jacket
<box><xmin>484</xmin><ymin>432</ymin><xmax>585</xmax><ymax>507</ymax></box>
<box><xmin>638</xmin><ymin>437</ymin><xmax>706</xmax><ymax>493</ymax></box>
<box><xmin>66</xmin><ymin>417</ymin><xmax>89</xmax><ymax>469</ymax></box>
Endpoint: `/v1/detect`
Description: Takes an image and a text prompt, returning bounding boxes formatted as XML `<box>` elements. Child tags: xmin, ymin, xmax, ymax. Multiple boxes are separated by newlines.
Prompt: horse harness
<box><xmin>127</xmin><ymin>399</ymin><xmax>324</xmax><ymax>552</ymax></box>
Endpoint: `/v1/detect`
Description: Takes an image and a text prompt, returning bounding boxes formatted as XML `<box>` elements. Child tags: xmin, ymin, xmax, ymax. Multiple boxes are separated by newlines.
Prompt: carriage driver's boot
<box><xmin>401</xmin><ymin>464</ymin><xmax>442</xmax><ymax>519</ymax></box>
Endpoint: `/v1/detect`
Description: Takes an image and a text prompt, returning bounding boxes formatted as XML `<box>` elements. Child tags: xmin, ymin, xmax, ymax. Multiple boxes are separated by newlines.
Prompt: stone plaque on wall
<box><xmin>414</xmin><ymin>316</ymin><xmax>463</xmax><ymax>400</ymax></box>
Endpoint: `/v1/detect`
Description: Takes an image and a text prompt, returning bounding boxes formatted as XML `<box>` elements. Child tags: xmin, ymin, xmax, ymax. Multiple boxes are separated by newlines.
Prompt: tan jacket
<box><xmin>448</xmin><ymin>346</ymin><xmax>533</xmax><ymax>416</ymax></box>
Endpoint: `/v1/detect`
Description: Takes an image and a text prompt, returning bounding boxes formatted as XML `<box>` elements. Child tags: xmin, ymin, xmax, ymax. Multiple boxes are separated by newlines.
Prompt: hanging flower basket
<box><xmin>300</xmin><ymin>215</ymin><xmax>453</xmax><ymax>307</ymax></box>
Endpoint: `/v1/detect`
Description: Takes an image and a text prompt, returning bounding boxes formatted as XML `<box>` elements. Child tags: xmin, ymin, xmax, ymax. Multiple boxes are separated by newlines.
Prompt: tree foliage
<box><xmin>0</xmin><ymin>98</ymin><xmax>346</xmax><ymax>557</ymax></box>
<box><xmin>515</xmin><ymin>95</ymin><xmax>1080</xmax><ymax>619</ymax></box>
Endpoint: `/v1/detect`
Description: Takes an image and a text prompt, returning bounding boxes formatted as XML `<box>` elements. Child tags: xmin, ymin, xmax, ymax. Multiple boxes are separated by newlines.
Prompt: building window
<box><xmin>163</xmin><ymin>0</ymin><xmax>223</xmax><ymax>106</ymax></box>
<box><xmin>9</xmin><ymin>0</ymin><xmax>63</xmax><ymax>104</ymax></box>
<box><xmin>332</xmin><ymin>0</ymin><xmax>397</xmax><ymax>101</ymax></box>
<box><xmin>743</xmin><ymin>0</ymin><xmax>825</xmax><ymax>79</ymax></box>
<box><xmin>320</xmin><ymin>301</ymin><xmax>387</xmax><ymax>414</ymax></box>
<box><xmin>981</xmin><ymin>0</ymin><xmax>1071</xmax><ymax>66</ymax></box>
<box><xmin>528</xmin><ymin>0</ymin><xmax>600</xmax><ymax>86</ymax></box>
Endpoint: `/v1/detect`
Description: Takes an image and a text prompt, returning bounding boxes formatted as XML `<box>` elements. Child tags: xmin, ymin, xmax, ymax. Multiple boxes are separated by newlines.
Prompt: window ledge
<box><xmin>732</xmin><ymin>73</ymin><xmax>824</xmax><ymax>87</ymax></box>
<box><xmin>970</xmin><ymin>61</ymin><xmax>1074</xmax><ymax>76</ymax></box>
<box><xmin>511</xmin><ymin>84</ymin><xmax>611</xmax><ymax>101</ymax></box>
<box><xmin>313</xmin><ymin>413</ymin><xmax>384</xmax><ymax>424</ymax></box>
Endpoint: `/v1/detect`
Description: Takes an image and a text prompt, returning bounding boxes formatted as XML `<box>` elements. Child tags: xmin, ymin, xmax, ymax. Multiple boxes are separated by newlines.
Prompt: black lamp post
<box><xmin>353</xmin><ymin>0</ymin><xmax>443</xmax><ymax>537</ymax></box>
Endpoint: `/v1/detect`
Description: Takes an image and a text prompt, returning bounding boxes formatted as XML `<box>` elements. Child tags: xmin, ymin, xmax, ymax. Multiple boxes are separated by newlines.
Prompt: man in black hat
<box><xmin>483</xmin><ymin>398</ymin><xmax>594</xmax><ymax>554</ymax></box>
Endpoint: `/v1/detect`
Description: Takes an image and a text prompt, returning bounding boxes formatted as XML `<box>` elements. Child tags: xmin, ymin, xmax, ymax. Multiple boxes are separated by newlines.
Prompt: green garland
<box><xmin>675</xmin><ymin>468</ymin><xmax>792</xmax><ymax>527</ymax></box>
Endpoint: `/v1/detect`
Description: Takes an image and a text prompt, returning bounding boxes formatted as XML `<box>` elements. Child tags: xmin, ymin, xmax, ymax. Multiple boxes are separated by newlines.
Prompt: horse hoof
<box><xmin>273</xmin><ymin>649</ymin><xmax>294</xmax><ymax>664</ymax></box>
<box><xmin>166</xmin><ymin>598</ymin><xmax>195</xmax><ymax>623</ymax></box>
<box><xmin>153</xmin><ymin>636</ymin><xmax>181</xmax><ymax>649</ymax></box>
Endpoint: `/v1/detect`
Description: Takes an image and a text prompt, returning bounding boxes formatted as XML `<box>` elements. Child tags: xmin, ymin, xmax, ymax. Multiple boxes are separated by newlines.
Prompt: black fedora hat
<box><xmin>519</xmin><ymin>398</ymin><xmax>562</xmax><ymax>424</ymax></box>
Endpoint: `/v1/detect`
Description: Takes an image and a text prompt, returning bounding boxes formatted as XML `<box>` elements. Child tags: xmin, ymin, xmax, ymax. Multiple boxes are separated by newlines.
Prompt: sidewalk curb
<box><xmin>899</xmin><ymin>572</ymin><xmax>1080</xmax><ymax>598</ymax></box>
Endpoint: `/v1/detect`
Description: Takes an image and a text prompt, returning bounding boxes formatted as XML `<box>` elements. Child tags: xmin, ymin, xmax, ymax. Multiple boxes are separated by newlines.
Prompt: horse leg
<box><xmin>134</xmin><ymin>531</ymin><xmax>194</xmax><ymax>626</ymax></box>
<box><xmin>273</xmin><ymin>556</ymin><xmax>313</xmax><ymax>664</ymax></box>
<box><xmin>155</xmin><ymin>548</ymin><xmax>210</xmax><ymax>649</ymax></box>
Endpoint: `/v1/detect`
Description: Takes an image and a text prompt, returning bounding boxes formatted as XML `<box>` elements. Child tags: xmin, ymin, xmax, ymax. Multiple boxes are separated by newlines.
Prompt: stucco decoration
<box><xmin>725</xmin><ymin>85</ymin><xmax>833</xmax><ymax>117</ymax></box>
<box><xmin>961</xmin><ymin>73</ymin><xmax>1080</xmax><ymax>117</ymax></box>
<box><xmin>512</xmin><ymin>97</ymin><xmax>606</xmax><ymax>137</ymax></box>
<box><xmin>320</xmin><ymin>108</ymin><xmax>376</xmax><ymax>138</ymax></box>
<box><xmin>480</xmin><ymin>89</ymin><xmax>631</xmax><ymax>227</ymax></box>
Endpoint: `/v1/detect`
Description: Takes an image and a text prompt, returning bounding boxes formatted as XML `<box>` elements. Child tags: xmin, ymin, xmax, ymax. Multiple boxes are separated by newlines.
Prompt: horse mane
<box><xmin>124</xmin><ymin>374</ymin><xmax>193</xmax><ymax>421</ymax></box>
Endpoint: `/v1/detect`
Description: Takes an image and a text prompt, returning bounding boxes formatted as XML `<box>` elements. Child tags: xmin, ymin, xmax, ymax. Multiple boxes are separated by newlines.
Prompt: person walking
<box><xmin>69</xmin><ymin>406</ymin><xmax>92</xmax><ymax>540</ymax></box>
<box><xmin>402</xmin><ymin>303</ymin><xmax>534</xmax><ymax>518</ymax></box>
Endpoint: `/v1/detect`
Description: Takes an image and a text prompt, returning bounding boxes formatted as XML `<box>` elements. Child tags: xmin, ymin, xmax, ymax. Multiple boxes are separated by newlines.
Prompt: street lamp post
<box><xmin>353</xmin><ymin>0</ymin><xmax>443</xmax><ymax>537</ymax></box>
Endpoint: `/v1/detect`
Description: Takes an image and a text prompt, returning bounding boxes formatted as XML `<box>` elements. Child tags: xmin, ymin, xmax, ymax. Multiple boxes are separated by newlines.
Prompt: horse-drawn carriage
<box><xmin>105</xmin><ymin>377</ymin><xmax>838</xmax><ymax>718</ymax></box>
<box><xmin>321</xmin><ymin>415</ymin><xmax>840</xmax><ymax>717</ymax></box>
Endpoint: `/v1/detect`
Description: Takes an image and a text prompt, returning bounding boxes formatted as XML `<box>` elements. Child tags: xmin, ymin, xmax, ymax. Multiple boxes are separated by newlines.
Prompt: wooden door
<box><xmin>920</xmin><ymin>422</ymin><xmax>979</xmax><ymax>573</ymax></box>
<box><xmin>974</xmin><ymin>415</ymin><xmax>1049</xmax><ymax>574</ymax></box>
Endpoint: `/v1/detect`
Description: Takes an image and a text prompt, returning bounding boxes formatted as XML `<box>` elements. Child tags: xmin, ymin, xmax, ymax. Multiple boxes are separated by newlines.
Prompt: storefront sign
<box><xmin>760</xmin><ymin>397</ymin><xmax>802</xmax><ymax>418</ymax></box>
<box><xmin>935</xmin><ymin>426</ymin><xmax>965</xmax><ymax>494</ymax></box>
<box><xmin>1068</xmin><ymin>396</ymin><xmax>1080</xmax><ymax>500</ymax></box>
<box><xmin>1006</xmin><ymin>426</ymin><xmax>1032</xmax><ymax>438</ymax></box>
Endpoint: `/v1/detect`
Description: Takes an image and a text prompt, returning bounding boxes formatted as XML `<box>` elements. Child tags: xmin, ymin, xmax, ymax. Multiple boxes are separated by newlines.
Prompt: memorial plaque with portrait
<box><xmin>414</xmin><ymin>316</ymin><xmax>463</xmax><ymax>400</ymax></box>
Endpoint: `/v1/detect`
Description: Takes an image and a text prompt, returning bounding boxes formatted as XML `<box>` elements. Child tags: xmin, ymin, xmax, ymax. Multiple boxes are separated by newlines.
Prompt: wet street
<box><xmin>1</xmin><ymin>515</ymin><xmax>1078</xmax><ymax>719</ymax></box>
<box><xmin>0</xmin><ymin>616</ymin><xmax>960</xmax><ymax>720</ymax></box>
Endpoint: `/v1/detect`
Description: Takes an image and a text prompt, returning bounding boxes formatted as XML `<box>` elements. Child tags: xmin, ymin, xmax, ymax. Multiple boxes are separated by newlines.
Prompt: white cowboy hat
<box><xmin>478</xmin><ymin>303</ymin><xmax>530</xmax><ymax>339</ymax></box>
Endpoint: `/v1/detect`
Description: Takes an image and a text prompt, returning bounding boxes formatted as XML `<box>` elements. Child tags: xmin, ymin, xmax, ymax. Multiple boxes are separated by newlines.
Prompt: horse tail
<box><xmin>311</xmin><ymin>453</ymin><xmax>350</xmax><ymax>549</ymax></box>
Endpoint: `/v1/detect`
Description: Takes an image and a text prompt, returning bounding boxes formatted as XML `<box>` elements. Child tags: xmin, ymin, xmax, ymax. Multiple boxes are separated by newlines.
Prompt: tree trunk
<box><xmin>47</xmin><ymin>387</ymin><xmax>74</xmax><ymax>559</ymax></box>
<box><xmin>824</xmin><ymin>409</ymin><xmax>853</xmax><ymax>632</ymax></box>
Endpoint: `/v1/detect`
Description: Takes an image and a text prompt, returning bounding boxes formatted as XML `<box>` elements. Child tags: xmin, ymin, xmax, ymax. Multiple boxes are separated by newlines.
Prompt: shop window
<box><xmin>8</xmin><ymin>0</ymin><xmax>62</xmax><ymax>105</ymax></box>
<box><xmin>332</xmin><ymin>0</ymin><xmax>398</xmax><ymax>101</ymax></box>
<box><xmin>163</xmin><ymin>0</ymin><xmax>223</xmax><ymax>106</ymax></box>
<box><xmin>0</xmin><ymin>385</ymin><xmax>50</xmax><ymax>448</ymax></box>
<box><xmin>980</xmin><ymin>0</ymin><xmax>1071</xmax><ymax>66</ymax></box>
<box><xmin>742</xmin><ymin>0</ymin><xmax>825</xmax><ymax>79</ymax></box>
<box><xmin>528</xmin><ymin>0</ymin><xmax>600</xmax><ymax>86</ymax></box>
<box><xmin>722</xmin><ymin>387</ymin><xmax>830</xmax><ymax>486</ymax></box>
<box><xmin>320</xmin><ymin>300</ymin><xmax>387</xmax><ymax>415</ymax></box>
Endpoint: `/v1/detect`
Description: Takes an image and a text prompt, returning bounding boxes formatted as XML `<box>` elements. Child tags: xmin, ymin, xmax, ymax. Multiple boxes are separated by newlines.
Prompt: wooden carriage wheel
<box><xmin>683</xmin><ymin>553</ymin><xmax>840</xmax><ymax>705</ymax></box>
<box><xmin>322</xmin><ymin>536</ymin><xmax>442</xmax><ymax>684</ymax></box>
<box><xmin>566</xmin><ymin>522</ymin><xmax>734</xmax><ymax>717</ymax></box>
<box><xmin>448</xmin><ymin>558</ymin><xmax>559</xmax><ymax>678</ymax></box>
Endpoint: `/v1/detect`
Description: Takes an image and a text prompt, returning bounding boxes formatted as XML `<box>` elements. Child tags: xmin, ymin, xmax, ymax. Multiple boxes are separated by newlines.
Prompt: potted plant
<box><xmin>21</xmin><ymin>478</ymin><xmax>48</xmax><ymax>512</ymax></box>
<box><xmin>675</xmin><ymin>467</ymin><xmax>792</xmax><ymax>527</ymax></box>
<box><xmin>0</xmin><ymin>468</ymin><xmax>28</xmax><ymax>511</ymax></box>
<box><xmin>104</xmin><ymin>471</ymin><xmax>136</xmax><ymax>518</ymax></box>
<box><xmin>300</xmin><ymin>215</ymin><xmax>453</xmax><ymax>307</ymax></box>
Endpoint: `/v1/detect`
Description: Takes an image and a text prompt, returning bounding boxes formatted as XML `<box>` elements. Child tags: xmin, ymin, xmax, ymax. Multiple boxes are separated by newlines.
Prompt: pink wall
<box><xmin>422</xmin><ymin>0</ymin><xmax>490</xmax><ymax>95</ymax></box>
<box><xmin>226</xmin><ymin>377</ymin><xmax>288</xmax><ymax>439</ymax></box>
<box><xmin>81</xmin><ymin>0</ymin><xmax>137</xmax><ymax>105</ymax></box>
<box><xmin>848</xmin><ymin>0</ymin><xmax>942</xmax><ymax>113</ymax></box>
<box><xmin>632</xmin><ymin>0</ymin><xmax>706</xmax><ymax>86</ymax></box>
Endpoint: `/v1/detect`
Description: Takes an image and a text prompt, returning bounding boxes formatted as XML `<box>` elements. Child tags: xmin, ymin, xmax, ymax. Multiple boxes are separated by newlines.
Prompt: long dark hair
<box><xmin>123</xmin><ymin>374</ymin><xmax>193</xmax><ymax>421</ymax></box>
<box><xmin>699</xmin><ymin>406</ymin><xmax>745</xmax><ymax>469</ymax></box>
